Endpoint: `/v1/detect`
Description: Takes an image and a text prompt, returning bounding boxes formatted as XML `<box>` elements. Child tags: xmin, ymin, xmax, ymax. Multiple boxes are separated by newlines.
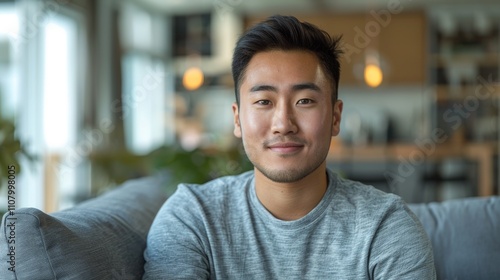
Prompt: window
<box><xmin>120</xmin><ymin>3</ymin><xmax>175</xmax><ymax>155</ymax></box>
<box><xmin>2</xmin><ymin>1</ymin><xmax>87</xmax><ymax>212</ymax></box>
<box><xmin>122</xmin><ymin>54</ymin><xmax>172</xmax><ymax>154</ymax></box>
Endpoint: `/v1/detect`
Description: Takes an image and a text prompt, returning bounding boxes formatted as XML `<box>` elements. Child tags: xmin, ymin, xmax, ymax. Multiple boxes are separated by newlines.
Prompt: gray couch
<box><xmin>1</xmin><ymin>176</ymin><xmax>499</xmax><ymax>279</ymax></box>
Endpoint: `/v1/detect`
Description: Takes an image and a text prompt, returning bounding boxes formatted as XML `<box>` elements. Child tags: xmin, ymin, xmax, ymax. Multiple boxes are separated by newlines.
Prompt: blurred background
<box><xmin>0</xmin><ymin>0</ymin><xmax>499</xmax><ymax>213</ymax></box>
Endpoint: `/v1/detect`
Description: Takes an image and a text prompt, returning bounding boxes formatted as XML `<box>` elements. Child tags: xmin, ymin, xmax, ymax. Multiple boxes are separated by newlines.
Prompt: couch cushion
<box><xmin>409</xmin><ymin>196</ymin><xmax>500</xmax><ymax>280</ymax></box>
<box><xmin>1</xmin><ymin>175</ymin><xmax>169</xmax><ymax>280</ymax></box>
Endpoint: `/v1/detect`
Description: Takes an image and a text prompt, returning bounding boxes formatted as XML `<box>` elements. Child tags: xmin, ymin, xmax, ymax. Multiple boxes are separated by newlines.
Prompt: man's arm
<box><xmin>143</xmin><ymin>186</ymin><xmax>210</xmax><ymax>279</ymax></box>
<box><xmin>369</xmin><ymin>201</ymin><xmax>436</xmax><ymax>280</ymax></box>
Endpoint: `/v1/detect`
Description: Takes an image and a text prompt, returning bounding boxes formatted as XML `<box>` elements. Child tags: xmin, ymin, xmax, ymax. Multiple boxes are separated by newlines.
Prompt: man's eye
<box><xmin>256</xmin><ymin>100</ymin><xmax>271</xmax><ymax>105</ymax></box>
<box><xmin>297</xmin><ymin>99</ymin><xmax>314</xmax><ymax>105</ymax></box>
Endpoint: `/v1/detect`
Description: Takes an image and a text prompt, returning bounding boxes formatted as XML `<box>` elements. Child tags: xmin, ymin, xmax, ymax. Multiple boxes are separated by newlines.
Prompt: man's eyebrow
<box><xmin>250</xmin><ymin>85</ymin><xmax>277</xmax><ymax>92</ymax></box>
<box><xmin>249</xmin><ymin>83</ymin><xmax>321</xmax><ymax>93</ymax></box>
<box><xmin>292</xmin><ymin>82</ymin><xmax>322</xmax><ymax>93</ymax></box>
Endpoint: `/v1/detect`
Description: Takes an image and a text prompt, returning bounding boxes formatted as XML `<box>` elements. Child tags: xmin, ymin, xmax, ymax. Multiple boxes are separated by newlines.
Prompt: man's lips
<box><xmin>267</xmin><ymin>142</ymin><xmax>304</xmax><ymax>153</ymax></box>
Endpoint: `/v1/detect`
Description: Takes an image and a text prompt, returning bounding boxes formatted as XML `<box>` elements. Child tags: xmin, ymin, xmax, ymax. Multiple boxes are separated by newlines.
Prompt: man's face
<box><xmin>232</xmin><ymin>50</ymin><xmax>343</xmax><ymax>183</ymax></box>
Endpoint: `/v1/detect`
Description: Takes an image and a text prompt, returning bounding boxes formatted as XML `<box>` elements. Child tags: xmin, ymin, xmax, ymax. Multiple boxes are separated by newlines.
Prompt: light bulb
<box><xmin>364</xmin><ymin>63</ymin><xmax>383</xmax><ymax>88</ymax></box>
<box><xmin>183</xmin><ymin>67</ymin><xmax>204</xmax><ymax>91</ymax></box>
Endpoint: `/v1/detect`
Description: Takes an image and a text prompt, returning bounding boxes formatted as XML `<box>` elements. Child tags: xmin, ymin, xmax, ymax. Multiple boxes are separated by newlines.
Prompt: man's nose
<box><xmin>271</xmin><ymin>103</ymin><xmax>298</xmax><ymax>135</ymax></box>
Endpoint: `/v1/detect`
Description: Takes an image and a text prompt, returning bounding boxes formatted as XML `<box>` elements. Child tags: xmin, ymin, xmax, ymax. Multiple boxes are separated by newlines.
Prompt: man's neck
<box><xmin>254</xmin><ymin>164</ymin><xmax>329</xmax><ymax>221</ymax></box>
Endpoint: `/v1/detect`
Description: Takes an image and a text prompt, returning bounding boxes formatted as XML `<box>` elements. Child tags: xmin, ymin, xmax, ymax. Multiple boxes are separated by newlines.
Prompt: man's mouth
<box><xmin>267</xmin><ymin>142</ymin><xmax>304</xmax><ymax>154</ymax></box>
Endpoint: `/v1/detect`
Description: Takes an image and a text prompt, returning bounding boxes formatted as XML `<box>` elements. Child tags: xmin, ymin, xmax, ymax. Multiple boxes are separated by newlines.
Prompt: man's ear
<box><xmin>331</xmin><ymin>99</ymin><xmax>343</xmax><ymax>136</ymax></box>
<box><xmin>232</xmin><ymin>103</ymin><xmax>242</xmax><ymax>138</ymax></box>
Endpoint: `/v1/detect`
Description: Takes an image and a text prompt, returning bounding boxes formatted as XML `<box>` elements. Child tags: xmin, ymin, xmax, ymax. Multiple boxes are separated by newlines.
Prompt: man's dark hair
<box><xmin>232</xmin><ymin>15</ymin><xmax>343</xmax><ymax>105</ymax></box>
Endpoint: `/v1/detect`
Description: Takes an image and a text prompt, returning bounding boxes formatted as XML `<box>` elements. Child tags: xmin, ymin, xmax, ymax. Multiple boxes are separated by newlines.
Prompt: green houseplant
<box><xmin>0</xmin><ymin>115</ymin><xmax>34</xmax><ymax>216</ymax></box>
<box><xmin>87</xmin><ymin>142</ymin><xmax>253</xmax><ymax>197</ymax></box>
<box><xmin>145</xmin><ymin>144</ymin><xmax>253</xmax><ymax>194</ymax></box>
<box><xmin>0</xmin><ymin>117</ymin><xmax>31</xmax><ymax>184</ymax></box>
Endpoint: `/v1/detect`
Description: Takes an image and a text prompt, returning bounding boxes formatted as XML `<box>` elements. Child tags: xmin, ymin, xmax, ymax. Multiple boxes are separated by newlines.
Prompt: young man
<box><xmin>144</xmin><ymin>15</ymin><xmax>436</xmax><ymax>279</ymax></box>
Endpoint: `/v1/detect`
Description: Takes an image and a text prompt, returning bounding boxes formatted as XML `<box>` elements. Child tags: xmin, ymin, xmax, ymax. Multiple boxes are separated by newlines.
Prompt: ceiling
<box><xmin>134</xmin><ymin>0</ymin><xmax>500</xmax><ymax>15</ymax></box>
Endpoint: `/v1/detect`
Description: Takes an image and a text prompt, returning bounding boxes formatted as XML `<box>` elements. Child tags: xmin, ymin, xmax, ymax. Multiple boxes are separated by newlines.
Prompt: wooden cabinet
<box><xmin>246</xmin><ymin>11</ymin><xmax>426</xmax><ymax>86</ymax></box>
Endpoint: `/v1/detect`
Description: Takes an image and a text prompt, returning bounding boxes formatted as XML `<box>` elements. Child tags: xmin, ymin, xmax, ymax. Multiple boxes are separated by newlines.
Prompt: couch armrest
<box><xmin>409</xmin><ymin>196</ymin><xmax>500</xmax><ymax>280</ymax></box>
<box><xmin>0</xmin><ymin>175</ymin><xmax>169</xmax><ymax>280</ymax></box>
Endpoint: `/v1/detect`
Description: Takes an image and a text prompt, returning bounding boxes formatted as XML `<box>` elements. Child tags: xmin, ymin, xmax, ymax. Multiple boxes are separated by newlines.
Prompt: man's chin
<box><xmin>255</xmin><ymin>166</ymin><xmax>310</xmax><ymax>183</ymax></box>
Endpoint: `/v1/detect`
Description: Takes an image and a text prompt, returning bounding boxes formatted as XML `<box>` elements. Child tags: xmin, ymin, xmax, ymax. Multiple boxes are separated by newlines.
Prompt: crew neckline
<box><xmin>248</xmin><ymin>169</ymin><xmax>337</xmax><ymax>232</ymax></box>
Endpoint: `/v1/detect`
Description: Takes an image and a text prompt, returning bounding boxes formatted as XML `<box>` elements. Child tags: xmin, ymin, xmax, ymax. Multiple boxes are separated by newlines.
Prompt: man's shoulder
<box><xmin>155</xmin><ymin>171</ymin><xmax>254</xmax><ymax>227</ymax></box>
<box><xmin>331</xmin><ymin>173</ymin><xmax>405</xmax><ymax>213</ymax></box>
<box><xmin>331</xmin><ymin>174</ymin><xmax>420</xmax><ymax>235</ymax></box>
<box><xmin>169</xmin><ymin>171</ymin><xmax>254</xmax><ymax>205</ymax></box>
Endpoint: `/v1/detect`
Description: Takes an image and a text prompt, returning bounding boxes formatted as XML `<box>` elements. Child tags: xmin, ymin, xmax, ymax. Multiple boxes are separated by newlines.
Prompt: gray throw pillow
<box><xmin>0</xmin><ymin>175</ymin><xmax>169</xmax><ymax>280</ymax></box>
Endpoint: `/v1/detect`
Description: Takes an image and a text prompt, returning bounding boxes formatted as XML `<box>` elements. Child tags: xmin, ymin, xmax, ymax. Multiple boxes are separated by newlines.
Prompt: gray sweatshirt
<box><xmin>143</xmin><ymin>170</ymin><xmax>436</xmax><ymax>279</ymax></box>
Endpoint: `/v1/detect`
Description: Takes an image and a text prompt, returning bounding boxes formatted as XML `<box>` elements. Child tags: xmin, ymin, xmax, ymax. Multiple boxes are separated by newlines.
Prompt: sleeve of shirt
<box><xmin>143</xmin><ymin>185</ymin><xmax>210</xmax><ymax>280</ymax></box>
<box><xmin>369</xmin><ymin>199</ymin><xmax>437</xmax><ymax>280</ymax></box>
